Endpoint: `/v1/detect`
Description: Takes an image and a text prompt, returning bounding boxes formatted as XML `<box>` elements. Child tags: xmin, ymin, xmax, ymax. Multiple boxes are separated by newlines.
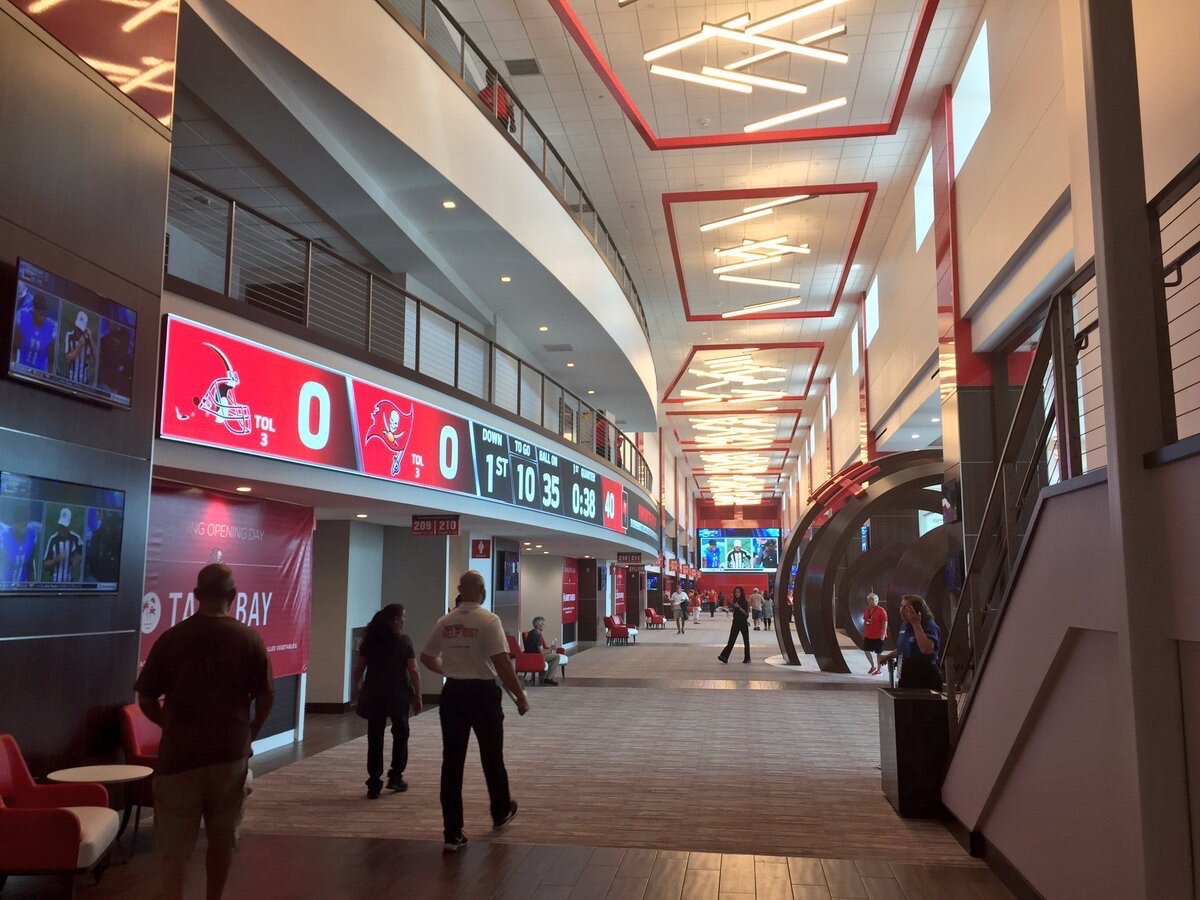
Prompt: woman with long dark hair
<box><xmin>879</xmin><ymin>594</ymin><xmax>943</xmax><ymax>689</ymax></box>
<box><xmin>717</xmin><ymin>586</ymin><xmax>752</xmax><ymax>664</ymax></box>
<box><xmin>352</xmin><ymin>603</ymin><xmax>422</xmax><ymax>799</ymax></box>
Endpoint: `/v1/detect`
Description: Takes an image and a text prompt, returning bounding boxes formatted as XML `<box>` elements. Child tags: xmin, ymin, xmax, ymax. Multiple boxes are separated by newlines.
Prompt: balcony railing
<box><xmin>377</xmin><ymin>0</ymin><xmax>649</xmax><ymax>338</ymax></box>
<box><xmin>165</xmin><ymin>168</ymin><xmax>654</xmax><ymax>493</ymax></box>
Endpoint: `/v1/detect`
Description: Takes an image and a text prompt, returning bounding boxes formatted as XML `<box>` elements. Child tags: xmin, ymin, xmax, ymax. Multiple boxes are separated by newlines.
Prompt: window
<box><xmin>830</xmin><ymin>373</ymin><xmax>839</xmax><ymax>416</ymax></box>
<box><xmin>952</xmin><ymin>22</ymin><xmax>991</xmax><ymax>176</ymax></box>
<box><xmin>865</xmin><ymin>276</ymin><xmax>880</xmax><ymax>347</ymax></box>
<box><xmin>850</xmin><ymin>322</ymin><xmax>860</xmax><ymax>374</ymax></box>
<box><xmin>807</xmin><ymin>426</ymin><xmax>815</xmax><ymax>461</ymax></box>
<box><xmin>913</xmin><ymin>147</ymin><xmax>935</xmax><ymax>249</ymax></box>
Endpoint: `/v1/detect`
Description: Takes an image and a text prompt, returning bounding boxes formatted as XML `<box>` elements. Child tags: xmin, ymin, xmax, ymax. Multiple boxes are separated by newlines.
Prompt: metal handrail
<box><xmin>165</xmin><ymin>168</ymin><xmax>654</xmax><ymax>494</ymax></box>
<box><xmin>372</xmin><ymin>0</ymin><xmax>650</xmax><ymax>338</ymax></box>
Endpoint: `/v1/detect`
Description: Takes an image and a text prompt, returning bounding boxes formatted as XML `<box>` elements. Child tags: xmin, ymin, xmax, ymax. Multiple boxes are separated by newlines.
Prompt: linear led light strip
<box><xmin>702</xmin><ymin>24</ymin><xmax>848</xmax><ymax>65</ymax></box>
<box><xmin>744</xmin><ymin>96</ymin><xmax>849</xmax><ymax>134</ymax></box>
<box><xmin>699</xmin><ymin>67</ymin><xmax>808</xmax><ymax>94</ymax></box>
<box><xmin>720</xmin><ymin>274</ymin><xmax>804</xmax><ymax>289</ymax></box>
<box><xmin>649</xmin><ymin>65</ymin><xmax>751</xmax><ymax>94</ymax></box>
<box><xmin>725</xmin><ymin>24</ymin><xmax>848</xmax><ymax>72</ymax></box>
<box><xmin>721</xmin><ymin>296</ymin><xmax>806</xmax><ymax>318</ymax></box>
<box><xmin>644</xmin><ymin>13</ymin><xmax>751</xmax><ymax>62</ymax></box>
<box><xmin>700</xmin><ymin>197</ymin><xmax>812</xmax><ymax>233</ymax></box>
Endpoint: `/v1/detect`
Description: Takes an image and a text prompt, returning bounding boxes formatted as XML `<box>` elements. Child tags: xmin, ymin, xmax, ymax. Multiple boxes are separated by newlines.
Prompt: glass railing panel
<box><xmin>521</xmin><ymin>123</ymin><xmax>546</xmax><ymax>177</ymax></box>
<box><xmin>544</xmin><ymin>150</ymin><xmax>566</xmax><ymax>197</ymax></box>
<box><xmin>309</xmin><ymin>246</ymin><xmax>370</xmax><ymax>347</ymax></box>
<box><xmin>165</xmin><ymin>175</ymin><xmax>228</xmax><ymax>293</ymax></box>
<box><xmin>229</xmin><ymin>207</ymin><xmax>307</xmax><ymax>324</ymax></box>
<box><xmin>368</xmin><ymin>277</ymin><xmax>408</xmax><ymax>363</ymax></box>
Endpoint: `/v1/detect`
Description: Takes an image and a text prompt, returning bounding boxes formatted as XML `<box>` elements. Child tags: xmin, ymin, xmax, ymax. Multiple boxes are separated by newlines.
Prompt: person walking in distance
<box><xmin>749</xmin><ymin>587</ymin><xmax>764</xmax><ymax>630</ymax></box>
<box><xmin>762</xmin><ymin>593</ymin><xmax>774</xmax><ymax>630</ymax></box>
<box><xmin>670</xmin><ymin>584</ymin><xmax>687</xmax><ymax>634</ymax></box>
<box><xmin>861</xmin><ymin>591</ymin><xmax>888</xmax><ymax>675</ymax></box>
<box><xmin>718</xmin><ymin>586</ymin><xmax>752</xmax><ymax>664</ymax></box>
<box><xmin>353</xmin><ymin>604</ymin><xmax>422</xmax><ymax>799</ymax></box>
<box><xmin>134</xmin><ymin>564</ymin><xmax>274</xmax><ymax>900</ymax></box>
<box><xmin>420</xmin><ymin>570</ymin><xmax>529</xmax><ymax>852</ymax></box>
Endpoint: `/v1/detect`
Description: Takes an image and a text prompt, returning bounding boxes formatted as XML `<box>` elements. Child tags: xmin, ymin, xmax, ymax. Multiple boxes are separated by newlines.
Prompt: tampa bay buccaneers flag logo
<box><xmin>365</xmin><ymin>399</ymin><xmax>414</xmax><ymax>476</ymax></box>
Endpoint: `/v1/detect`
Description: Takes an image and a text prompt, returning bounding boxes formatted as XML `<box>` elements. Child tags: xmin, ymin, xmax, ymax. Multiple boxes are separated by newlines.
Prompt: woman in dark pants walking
<box><xmin>353</xmin><ymin>603</ymin><xmax>422</xmax><ymax>799</ymax></box>
<box><xmin>718</xmin><ymin>586</ymin><xmax>752</xmax><ymax>664</ymax></box>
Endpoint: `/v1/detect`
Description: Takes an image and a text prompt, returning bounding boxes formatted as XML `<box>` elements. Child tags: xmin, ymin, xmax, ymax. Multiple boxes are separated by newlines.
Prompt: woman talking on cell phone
<box><xmin>717</xmin><ymin>586</ymin><xmax>752</xmax><ymax>665</ymax></box>
<box><xmin>879</xmin><ymin>594</ymin><xmax>942</xmax><ymax>689</ymax></box>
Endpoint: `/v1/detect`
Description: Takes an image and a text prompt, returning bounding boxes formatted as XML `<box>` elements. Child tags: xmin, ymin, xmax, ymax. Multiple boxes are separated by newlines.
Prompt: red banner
<box><xmin>562</xmin><ymin>557</ymin><xmax>578</xmax><ymax>625</ymax></box>
<box><xmin>139</xmin><ymin>483</ymin><xmax>313</xmax><ymax>677</ymax></box>
<box><xmin>613</xmin><ymin>565</ymin><xmax>626</xmax><ymax>616</ymax></box>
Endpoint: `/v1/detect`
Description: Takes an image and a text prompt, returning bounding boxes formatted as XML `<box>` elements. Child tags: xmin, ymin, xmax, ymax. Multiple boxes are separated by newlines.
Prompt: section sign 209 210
<box><xmin>159</xmin><ymin>316</ymin><xmax>659</xmax><ymax>549</ymax></box>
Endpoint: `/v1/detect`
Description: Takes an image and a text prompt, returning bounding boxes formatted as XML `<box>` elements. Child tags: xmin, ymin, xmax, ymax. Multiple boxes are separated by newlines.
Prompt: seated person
<box><xmin>523</xmin><ymin>616</ymin><xmax>561</xmax><ymax>685</ymax></box>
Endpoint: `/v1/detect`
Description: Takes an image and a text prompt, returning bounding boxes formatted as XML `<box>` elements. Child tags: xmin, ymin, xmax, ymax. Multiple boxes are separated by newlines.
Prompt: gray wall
<box><xmin>382</xmin><ymin>527</ymin><xmax>449</xmax><ymax>697</ymax></box>
<box><xmin>520</xmin><ymin>553</ymin><xmax>564</xmax><ymax>645</ymax></box>
<box><xmin>0</xmin><ymin>5</ymin><xmax>171</xmax><ymax>771</ymax></box>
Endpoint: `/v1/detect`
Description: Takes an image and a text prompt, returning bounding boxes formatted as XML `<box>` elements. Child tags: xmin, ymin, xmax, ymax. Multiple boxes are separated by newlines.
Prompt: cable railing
<box><xmin>375</xmin><ymin>0</ymin><xmax>650</xmax><ymax>339</ymax></box>
<box><xmin>164</xmin><ymin>168</ymin><xmax>654</xmax><ymax>493</ymax></box>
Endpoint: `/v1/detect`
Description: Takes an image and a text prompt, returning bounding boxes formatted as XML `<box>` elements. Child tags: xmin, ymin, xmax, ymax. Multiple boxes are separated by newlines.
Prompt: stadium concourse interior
<box><xmin>2</xmin><ymin>0</ymin><xmax>1199</xmax><ymax>897</ymax></box>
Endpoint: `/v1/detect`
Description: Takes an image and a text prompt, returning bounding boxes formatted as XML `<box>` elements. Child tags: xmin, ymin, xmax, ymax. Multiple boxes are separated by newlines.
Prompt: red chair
<box><xmin>611</xmin><ymin>614</ymin><xmax>638</xmax><ymax>643</ymax></box>
<box><xmin>603</xmin><ymin>616</ymin><xmax>630</xmax><ymax>646</ymax></box>
<box><xmin>506</xmin><ymin>633</ymin><xmax>548</xmax><ymax>684</ymax></box>
<box><xmin>0</xmin><ymin>734</ymin><xmax>118</xmax><ymax>893</ymax></box>
<box><xmin>644</xmin><ymin>607</ymin><xmax>666</xmax><ymax>628</ymax></box>
<box><xmin>119</xmin><ymin>704</ymin><xmax>159</xmax><ymax>851</ymax></box>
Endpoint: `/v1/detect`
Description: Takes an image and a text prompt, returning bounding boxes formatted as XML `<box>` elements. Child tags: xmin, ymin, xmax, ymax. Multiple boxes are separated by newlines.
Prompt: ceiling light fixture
<box><xmin>719</xmin><ymin>274</ymin><xmax>803</xmax><ymax>289</ymax></box>
<box><xmin>746</xmin><ymin>0</ymin><xmax>849</xmax><ymax>36</ymax></box>
<box><xmin>643</xmin><ymin>13</ymin><xmax>751</xmax><ymax>61</ymax></box>
<box><xmin>587</xmin><ymin>389</ymin><xmax>596</xmax><ymax>395</ymax></box>
<box><xmin>911</xmin><ymin>433</ymin><xmax>921</xmax><ymax>439</ymax></box>
<box><xmin>699</xmin><ymin>208</ymin><xmax>773</xmax><ymax>232</ymax></box>
<box><xmin>235</xmin><ymin>486</ymin><xmax>252</xmax><ymax>493</ymax></box>
<box><xmin>740</xmin><ymin>196</ymin><xmax>812</xmax><ymax>214</ymax></box>
<box><xmin>932</xmin><ymin>417</ymin><xmax>941</xmax><ymax>423</ymax></box>
<box><xmin>744</xmin><ymin>96</ymin><xmax>849</xmax><ymax>133</ymax></box>
<box><xmin>720</xmin><ymin>296</ymin><xmax>806</xmax><ymax>318</ymax></box>
<box><xmin>535</xmin><ymin>544</ymin><xmax>543</xmax><ymax>548</ymax></box>
<box><xmin>500</xmin><ymin>275</ymin><xmax>512</xmax><ymax>283</ymax></box>
<box><xmin>702</xmin><ymin>24</ymin><xmax>849</xmax><ymax>65</ymax></box>
<box><xmin>724</xmin><ymin>24</ymin><xmax>848</xmax><ymax>72</ymax></box>
<box><xmin>649</xmin><ymin>65</ymin><xmax>751</xmax><ymax>93</ymax></box>
<box><xmin>567</xmin><ymin>362</ymin><xmax>576</xmax><ymax>368</ymax></box>
<box><xmin>442</xmin><ymin>200</ymin><xmax>457</xmax><ymax>209</ymax></box>
<box><xmin>539</xmin><ymin>325</ymin><xmax>549</xmax><ymax>332</ymax></box>
<box><xmin>356</xmin><ymin>513</ymin><xmax>369</xmax><ymax>518</ymax></box>
<box><xmin>699</xmin><ymin>67</ymin><xmax>808</xmax><ymax>94</ymax></box>
<box><xmin>712</xmin><ymin>256</ymin><xmax>786</xmax><ymax>275</ymax></box>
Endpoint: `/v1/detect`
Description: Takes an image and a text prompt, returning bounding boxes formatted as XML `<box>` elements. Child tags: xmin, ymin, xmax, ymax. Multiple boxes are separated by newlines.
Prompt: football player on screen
<box><xmin>725</xmin><ymin>539</ymin><xmax>752</xmax><ymax>569</ymax></box>
<box><xmin>63</xmin><ymin>310</ymin><xmax>96</xmax><ymax>385</ymax></box>
<box><xmin>0</xmin><ymin>513</ymin><xmax>39</xmax><ymax>586</ymax></box>
<box><xmin>703</xmin><ymin>539</ymin><xmax>721</xmax><ymax>569</ymax></box>
<box><xmin>12</xmin><ymin>290</ymin><xmax>57</xmax><ymax>373</ymax></box>
<box><xmin>43</xmin><ymin>508</ymin><xmax>83</xmax><ymax>584</ymax></box>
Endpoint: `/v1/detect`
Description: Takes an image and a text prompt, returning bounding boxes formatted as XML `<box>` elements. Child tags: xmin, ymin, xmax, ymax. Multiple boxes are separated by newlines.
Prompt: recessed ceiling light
<box><xmin>567</xmin><ymin>362</ymin><xmax>575</xmax><ymax>368</ymax></box>
<box><xmin>535</xmin><ymin>544</ymin><xmax>543</xmax><ymax>548</ymax></box>
<box><xmin>235</xmin><ymin>486</ymin><xmax>252</xmax><ymax>493</ymax></box>
<box><xmin>442</xmin><ymin>200</ymin><xmax>457</xmax><ymax>209</ymax></box>
<box><xmin>911</xmin><ymin>433</ymin><xmax>921</xmax><ymax>439</ymax></box>
<box><xmin>587</xmin><ymin>389</ymin><xmax>596</xmax><ymax>395</ymax></box>
<box><xmin>932</xmin><ymin>417</ymin><xmax>940</xmax><ymax>423</ymax></box>
<box><xmin>543</xmin><ymin>550</ymin><xmax>550</xmax><ymax>554</ymax></box>
<box><xmin>539</xmin><ymin>325</ymin><xmax>549</xmax><ymax>332</ymax></box>
<box><xmin>356</xmin><ymin>513</ymin><xmax>368</xmax><ymax>519</ymax></box>
<box><xmin>500</xmin><ymin>275</ymin><xmax>512</xmax><ymax>283</ymax></box>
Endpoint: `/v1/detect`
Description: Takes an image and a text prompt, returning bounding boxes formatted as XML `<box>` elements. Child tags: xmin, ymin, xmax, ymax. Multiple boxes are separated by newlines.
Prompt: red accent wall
<box><xmin>698</xmin><ymin>572</ymin><xmax>770</xmax><ymax>595</ymax></box>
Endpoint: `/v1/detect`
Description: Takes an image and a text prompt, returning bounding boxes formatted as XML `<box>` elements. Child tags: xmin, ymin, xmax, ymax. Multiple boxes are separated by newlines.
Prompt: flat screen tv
<box><xmin>495</xmin><ymin>550</ymin><xmax>519</xmax><ymax>593</ymax></box>
<box><xmin>646</xmin><ymin>572</ymin><xmax>660</xmax><ymax>593</ymax></box>
<box><xmin>8</xmin><ymin>258</ymin><xmax>137</xmax><ymax>408</ymax></box>
<box><xmin>698</xmin><ymin>527</ymin><xmax>781</xmax><ymax>572</ymax></box>
<box><xmin>0</xmin><ymin>471</ymin><xmax>125</xmax><ymax>593</ymax></box>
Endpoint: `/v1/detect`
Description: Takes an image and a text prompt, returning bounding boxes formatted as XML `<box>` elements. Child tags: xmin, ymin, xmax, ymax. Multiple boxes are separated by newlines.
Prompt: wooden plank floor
<box><xmin>2</xmin><ymin>834</ymin><xmax>1013</xmax><ymax>899</ymax></box>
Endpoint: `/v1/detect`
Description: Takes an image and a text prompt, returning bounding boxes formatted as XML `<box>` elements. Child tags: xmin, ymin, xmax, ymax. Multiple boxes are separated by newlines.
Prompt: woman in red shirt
<box><xmin>861</xmin><ymin>591</ymin><xmax>887</xmax><ymax>675</ymax></box>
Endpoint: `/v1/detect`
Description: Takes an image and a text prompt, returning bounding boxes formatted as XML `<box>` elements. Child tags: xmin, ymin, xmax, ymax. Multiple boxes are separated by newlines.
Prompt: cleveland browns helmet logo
<box><xmin>176</xmin><ymin>343</ymin><xmax>252</xmax><ymax>435</ymax></box>
<box><xmin>365</xmin><ymin>399</ymin><xmax>414</xmax><ymax>476</ymax></box>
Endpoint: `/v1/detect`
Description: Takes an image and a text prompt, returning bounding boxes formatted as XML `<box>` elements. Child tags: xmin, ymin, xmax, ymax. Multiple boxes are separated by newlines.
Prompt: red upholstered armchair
<box><xmin>603</xmin><ymin>616</ymin><xmax>630</xmax><ymax>646</ymax></box>
<box><xmin>611</xmin><ymin>614</ymin><xmax>638</xmax><ymax>643</ymax></box>
<box><xmin>119</xmin><ymin>703</ymin><xmax>160</xmax><ymax>769</ymax></box>
<box><xmin>506</xmin><ymin>633</ymin><xmax>548</xmax><ymax>684</ymax></box>
<box><xmin>0</xmin><ymin>734</ymin><xmax>119</xmax><ymax>891</ymax></box>
<box><xmin>645</xmin><ymin>607</ymin><xmax>666</xmax><ymax>628</ymax></box>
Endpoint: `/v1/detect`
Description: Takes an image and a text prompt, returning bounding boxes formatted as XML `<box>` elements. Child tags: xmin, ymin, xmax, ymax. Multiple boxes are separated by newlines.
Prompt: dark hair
<box><xmin>362</xmin><ymin>603</ymin><xmax>405</xmax><ymax>652</ymax></box>
<box><xmin>195</xmin><ymin>563</ymin><xmax>235</xmax><ymax>602</ymax></box>
<box><xmin>900</xmin><ymin>594</ymin><xmax>934</xmax><ymax>623</ymax></box>
<box><xmin>732</xmin><ymin>586</ymin><xmax>746</xmax><ymax>602</ymax></box>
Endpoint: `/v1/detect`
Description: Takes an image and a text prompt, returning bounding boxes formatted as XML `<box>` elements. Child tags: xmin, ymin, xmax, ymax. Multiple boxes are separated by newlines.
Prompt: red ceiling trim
<box><xmin>661</xmin><ymin>341</ymin><xmax>824</xmax><ymax>403</ymax></box>
<box><xmin>663</xmin><ymin>184</ymin><xmax>877</xmax><ymax>322</ymax></box>
<box><xmin>543</xmin><ymin>0</ymin><xmax>941</xmax><ymax>151</ymax></box>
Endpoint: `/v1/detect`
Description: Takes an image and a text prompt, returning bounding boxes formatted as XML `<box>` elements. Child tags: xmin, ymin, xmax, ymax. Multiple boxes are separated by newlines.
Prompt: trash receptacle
<box><xmin>878</xmin><ymin>688</ymin><xmax>949</xmax><ymax>818</ymax></box>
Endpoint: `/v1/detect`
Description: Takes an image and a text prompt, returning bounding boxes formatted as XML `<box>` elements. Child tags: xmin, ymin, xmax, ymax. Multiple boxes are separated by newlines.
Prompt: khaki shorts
<box><xmin>154</xmin><ymin>760</ymin><xmax>249</xmax><ymax>860</ymax></box>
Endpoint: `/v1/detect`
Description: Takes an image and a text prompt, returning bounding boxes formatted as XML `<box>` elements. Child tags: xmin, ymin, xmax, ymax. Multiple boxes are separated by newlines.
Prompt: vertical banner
<box><xmin>139</xmin><ymin>483</ymin><xmax>313</xmax><ymax>677</ymax></box>
<box><xmin>561</xmin><ymin>557</ymin><xmax>578</xmax><ymax>625</ymax></box>
<box><xmin>613</xmin><ymin>565</ymin><xmax>626</xmax><ymax>616</ymax></box>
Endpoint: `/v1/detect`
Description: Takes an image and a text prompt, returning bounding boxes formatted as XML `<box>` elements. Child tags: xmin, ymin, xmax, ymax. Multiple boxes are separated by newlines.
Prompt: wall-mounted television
<box><xmin>495</xmin><ymin>550</ymin><xmax>519</xmax><ymax>593</ymax></box>
<box><xmin>0</xmin><ymin>471</ymin><xmax>125</xmax><ymax>593</ymax></box>
<box><xmin>7</xmin><ymin>258</ymin><xmax>137</xmax><ymax>409</ymax></box>
<box><xmin>646</xmin><ymin>572</ymin><xmax>660</xmax><ymax>593</ymax></box>
<box><xmin>698</xmin><ymin>527</ymin><xmax>780</xmax><ymax>572</ymax></box>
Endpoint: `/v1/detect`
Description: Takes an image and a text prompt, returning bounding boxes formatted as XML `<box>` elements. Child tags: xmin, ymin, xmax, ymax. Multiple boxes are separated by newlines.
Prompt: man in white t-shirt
<box><xmin>420</xmin><ymin>570</ymin><xmax>529</xmax><ymax>852</ymax></box>
<box><xmin>670</xmin><ymin>586</ymin><xmax>688</xmax><ymax>634</ymax></box>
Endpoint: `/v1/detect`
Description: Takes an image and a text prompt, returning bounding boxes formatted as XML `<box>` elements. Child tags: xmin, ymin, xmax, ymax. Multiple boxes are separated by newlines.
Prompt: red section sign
<box><xmin>471</xmin><ymin>538</ymin><xmax>492</xmax><ymax>558</ymax></box>
<box><xmin>613</xmin><ymin>565</ymin><xmax>626</xmax><ymax>616</ymax></box>
<box><xmin>412</xmin><ymin>515</ymin><xmax>460</xmax><ymax>536</ymax></box>
<box><xmin>561</xmin><ymin>557</ymin><xmax>578</xmax><ymax>625</ymax></box>
<box><xmin>139</xmin><ymin>483</ymin><xmax>313</xmax><ymax>677</ymax></box>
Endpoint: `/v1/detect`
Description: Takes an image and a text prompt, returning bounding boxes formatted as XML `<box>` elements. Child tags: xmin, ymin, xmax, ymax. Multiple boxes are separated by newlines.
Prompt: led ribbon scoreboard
<box><xmin>159</xmin><ymin>316</ymin><xmax>659</xmax><ymax>550</ymax></box>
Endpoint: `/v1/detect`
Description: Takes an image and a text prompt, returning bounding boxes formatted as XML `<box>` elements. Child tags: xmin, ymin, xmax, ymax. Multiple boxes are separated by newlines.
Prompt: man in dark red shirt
<box><xmin>135</xmin><ymin>564</ymin><xmax>274</xmax><ymax>900</ymax></box>
<box><xmin>862</xmin><ymin>591</ymin><xmax>888</xmax><ymax>675</ymax></box>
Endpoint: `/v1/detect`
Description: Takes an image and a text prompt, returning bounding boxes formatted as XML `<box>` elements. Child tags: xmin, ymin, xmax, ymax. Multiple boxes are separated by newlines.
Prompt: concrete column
<box><xmin>382</xmin><ymin>526</ymin><xmax>451</xmax><ymax>698</ymax></box>
<box><xmin>309</xmin><ymin>521</ymin><xmax>384</xmax><ymax>707</ymax></box>
<box><xmin>1079</xmin><ymin>0</ymin><xmax>1191</xmax><ymax>895</ymax></box>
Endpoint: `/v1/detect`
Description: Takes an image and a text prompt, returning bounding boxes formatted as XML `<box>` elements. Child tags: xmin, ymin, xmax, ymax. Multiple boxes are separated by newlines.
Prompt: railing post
<box><xmin>1048</xmin><ymin>293</ymin><xmax>1083</xmax><ymax>479</ymax></box>
<box><xmin>303</xmin><ymin>241</ymin><xmax>313</xmax><ymax>328</ymax></box>
<box><xmin>999</xmin><ymin>463</ymin><xmax>1019</xmax><ymax>573</ymax></box>
<box><xmin>223</xmin><ymin>199</ymin><xmax>237</xmax><ymax>297</ymax></box>
<box><xmin>365</xmin><ymin>273</ymin><xmax>375</xmax><ymax>353</ymax></box>
<box><xmin>459</xmin><ymin>37</ymin><xmax>466</xmax><ymax>79</ymax></box>
<box><xmin>420</xmin><ymin>0</ymin><xmax>427</xmax><ymax>37</ymax></box>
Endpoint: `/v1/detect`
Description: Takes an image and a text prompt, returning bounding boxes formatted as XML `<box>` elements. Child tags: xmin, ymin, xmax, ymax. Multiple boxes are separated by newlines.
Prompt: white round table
<box><xmin>48</xmin><ymin>765</ymin><xmax>154</xmax><ymax>858</ymax></box>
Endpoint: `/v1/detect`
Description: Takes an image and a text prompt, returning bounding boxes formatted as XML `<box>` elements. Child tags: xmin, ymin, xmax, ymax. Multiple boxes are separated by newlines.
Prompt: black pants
<box><xmin>898</xmin><ymin>656</ymin><xmax>943</xmax><ymax>690</ymax></box>
<box><xmin>439</xmin><ymin>679</ymin><xmax>511</xmax><ymax>840</ymax></box>
<box><xmin>719</xmin><ymin>618</ymin><xmax>751</xmax><ymax>662</ymax></box>
<box><xmin>366</xmin><ymin>708</ymin><xmax>410</xmax><ymax>790</ymax></box>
